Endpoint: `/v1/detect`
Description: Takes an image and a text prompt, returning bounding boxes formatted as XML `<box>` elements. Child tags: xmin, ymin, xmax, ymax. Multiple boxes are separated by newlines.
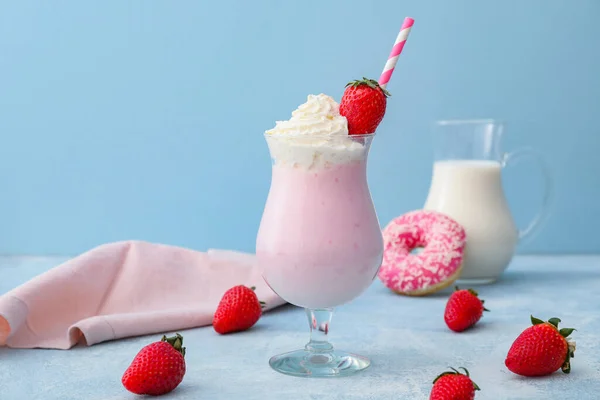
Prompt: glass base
<box><xmin>456</xmin><ymin>277</ymin><xmax>497</xmax><ymax>285</ymax></box>
<box><xmin>269</xmin><ymin>349</ymin><xmax>370</xmax><ymax>378</ymax></box>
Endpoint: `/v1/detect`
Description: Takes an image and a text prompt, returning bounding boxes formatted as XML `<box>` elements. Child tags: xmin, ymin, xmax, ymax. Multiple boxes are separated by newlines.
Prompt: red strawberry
<box><xmin>339</xmin><ymin>77</ymin><xmax>390</xmax><ymax>135</ymax></box>
<box><xmin>430</xmin><ymin>367</ymin><xmax>480</xmax><ymax>400</ymax></box>
<box><xmin>505</xmin><ymin>315</ymin><xmax>576</xmax><ymax>377</ymax></box>
<box><xmin>213</xmin><ymin>285</ymin><xmax>264</xmax><ymax>334</ymax></box>
<box><xmin>122</xmin><ymin>333</ymin><xmax>186</xmax><ymax>396</ymax></box>
<box><xmin>444</xmin><ymin>287</ymin><xmax>489</xmax><ymax>332</ymax></box>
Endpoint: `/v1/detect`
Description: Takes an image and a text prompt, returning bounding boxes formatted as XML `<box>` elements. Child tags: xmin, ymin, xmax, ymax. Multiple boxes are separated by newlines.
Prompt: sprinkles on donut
<box><xmin>378</xmin><ymin>210</ymin><xmax>467</xmax><ymax>296</ymax></box>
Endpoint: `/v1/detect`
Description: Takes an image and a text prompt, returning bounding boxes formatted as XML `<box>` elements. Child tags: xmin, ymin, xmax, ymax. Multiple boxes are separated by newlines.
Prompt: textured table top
<box><xmin>1</xmin><ymin>255</ymin><xmax>600</xmax><ymax>399</ymax></box>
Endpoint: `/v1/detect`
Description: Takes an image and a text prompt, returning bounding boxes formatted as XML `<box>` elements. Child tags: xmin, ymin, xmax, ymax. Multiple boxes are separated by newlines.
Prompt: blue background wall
<box><xmin>0</xmin><ymin>0</ymin><xmax>598</xmax><ymax>255</ymax></box>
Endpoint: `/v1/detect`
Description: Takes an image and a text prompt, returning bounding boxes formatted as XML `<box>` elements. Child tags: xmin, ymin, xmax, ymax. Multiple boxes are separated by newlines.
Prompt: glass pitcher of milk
<box><xmin>423</xmin><ymin>119</ymin><xmax>552</xmax><ymax>284</ymax></box>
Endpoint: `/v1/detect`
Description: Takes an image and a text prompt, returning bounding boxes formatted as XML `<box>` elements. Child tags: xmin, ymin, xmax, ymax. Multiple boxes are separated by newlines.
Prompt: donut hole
<box><xmin>410</xmin><ymin>247</ymin><xmax>424</xmax><ymax>255</ymax></box>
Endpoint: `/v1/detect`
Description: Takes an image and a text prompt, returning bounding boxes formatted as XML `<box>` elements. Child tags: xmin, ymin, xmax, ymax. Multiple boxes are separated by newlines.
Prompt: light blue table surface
<box><xmin>1</xmin><ymin>255</ymin><xmax>599</xmax><ymax>399</ymax></box>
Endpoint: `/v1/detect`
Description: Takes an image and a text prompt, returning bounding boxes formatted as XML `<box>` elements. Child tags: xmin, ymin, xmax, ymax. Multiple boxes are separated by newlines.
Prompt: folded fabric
<box><xmin>0</xmin><ymin>241</ymin><xmax>285</xmax><ymax>349</ymax></box>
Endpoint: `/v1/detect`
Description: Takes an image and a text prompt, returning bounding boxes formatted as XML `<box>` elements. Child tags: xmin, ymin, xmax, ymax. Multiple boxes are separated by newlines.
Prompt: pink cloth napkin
<box><xmin>0</xmin><ymin>241</ymin><xmax>285</xmax><ymax>349</ymax></box>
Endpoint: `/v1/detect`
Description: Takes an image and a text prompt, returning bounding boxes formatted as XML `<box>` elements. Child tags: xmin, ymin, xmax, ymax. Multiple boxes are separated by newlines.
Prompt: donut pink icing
<box><xmin>378</xmin><ymin>210</ymin><xmax>467</xmax><ymax>295</ymax></box>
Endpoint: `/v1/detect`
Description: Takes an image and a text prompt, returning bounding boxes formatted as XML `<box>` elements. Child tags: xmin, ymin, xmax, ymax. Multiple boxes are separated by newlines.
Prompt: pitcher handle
<box><xmin>502</xmin><ymin>147</ymin><xmax>553</xmax><ymax>245</ymax></box>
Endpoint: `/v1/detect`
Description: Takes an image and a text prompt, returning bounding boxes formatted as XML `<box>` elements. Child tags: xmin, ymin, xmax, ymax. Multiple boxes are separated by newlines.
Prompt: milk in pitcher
<box><xmin>424</xmin><ymin>160</ymin><xmax>518</xmax><ymax>283</ymax></box>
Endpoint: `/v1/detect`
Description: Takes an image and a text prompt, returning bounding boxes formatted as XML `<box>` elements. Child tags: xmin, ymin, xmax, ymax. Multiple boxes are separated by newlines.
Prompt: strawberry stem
<box><xmin>548</xmin><ymin>317</ymin><xmax>561</xmax><ymax>328</ymax></box>
<box><xmin>345</xmin><ymin>77</ymin><xmax>391</xmax><ymax>97</ymax></box>
<box><xmin>531</xmin><ymin>316</ymin><xmax>575</xmax><ymax>336</ymax></box>
<box><xmin>562</xmin><ymin>341</ymin><xmax>576</xmax><ymax>374</ymax></box>
<box><xmin>433</xmin><ymin>366</ymin><xmax>480</xmax><ymax>390</ymax></box>
<box><xmin>560</xmin><ymin>328</ymin><xmax>576</xmax><ymax>337</ymax></box>
<box><xmin>161</xmin><ymin>333</ymin><xmax>186</xmax><ymax>358</ymax></box>
<box><xmin>530</xmin><ymin>315</ymin><xmax>545</xmax><ymax>325</ymax></box>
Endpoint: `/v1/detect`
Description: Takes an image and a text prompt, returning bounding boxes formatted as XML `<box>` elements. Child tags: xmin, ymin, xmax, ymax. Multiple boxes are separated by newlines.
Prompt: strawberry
<box><xmin>505</xmin><ymin>315</ymin><xmax>576</xmax><ymax>377</ymax></box>
<box><xmin>213</xmin><ymin>285</ymin><xmax>265</xmax><ymax>334</ymax></box>
<box><xmin>430</xmin><ymin>367</ymin><xmax>480</xmax><ymax>400</ymax></box>
<box><xmin>122</xmin><ymin>333</ymin><xmax>186</xmax><ymax>396</ymax></box>
<box><xmin>444</xmin><ymin>287</ymin><xmax>489</xmax><ymax>332</ymax></box>
<box><xmin>339</xmin><ymin>77</ymin><xmax>390</xmax><ymax>135</ymax></box>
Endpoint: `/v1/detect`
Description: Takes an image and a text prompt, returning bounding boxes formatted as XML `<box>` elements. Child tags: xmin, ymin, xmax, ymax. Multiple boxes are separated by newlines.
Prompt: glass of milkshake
<box><xmin>256</xmin><ymin>94</ymin><xmax>384</xmax><ymax>377</ymax></box>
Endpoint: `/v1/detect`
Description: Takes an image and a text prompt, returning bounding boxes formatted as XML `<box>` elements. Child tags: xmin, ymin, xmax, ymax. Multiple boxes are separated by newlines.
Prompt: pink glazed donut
<box><xmin>378</xmin><ymin>210</ymin><xmax>467</xmax><ymax>296</ymax></box>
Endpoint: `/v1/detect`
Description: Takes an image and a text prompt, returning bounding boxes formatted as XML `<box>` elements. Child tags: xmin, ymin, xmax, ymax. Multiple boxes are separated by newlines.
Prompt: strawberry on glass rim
<box><xmin>340</xmin><ymin>77</ymin><xmax>390</xmax><ymax>135</ymax></box>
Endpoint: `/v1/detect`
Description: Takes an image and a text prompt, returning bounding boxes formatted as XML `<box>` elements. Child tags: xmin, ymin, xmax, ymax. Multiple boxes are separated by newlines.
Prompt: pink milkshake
<box><xmin>256</xmin><ymin>94</ymin><xmax>383</xmax><ymax>308</ymax></box>
<box><xmin>256</xmin><ymin>93</ymin><xmax>383</xmax><ymax>378</ymax></box>
<box><xmin>257</xmin><ymin>137</ymin><xmax>383</xmax><ymax>309</ymax></box>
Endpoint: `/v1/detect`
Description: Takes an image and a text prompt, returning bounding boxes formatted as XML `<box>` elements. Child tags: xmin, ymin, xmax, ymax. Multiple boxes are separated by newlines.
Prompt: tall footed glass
<box><xmin>256</xmin><ymin>133</ymin><xmax>383</xmax><ymax>378</ymax></box>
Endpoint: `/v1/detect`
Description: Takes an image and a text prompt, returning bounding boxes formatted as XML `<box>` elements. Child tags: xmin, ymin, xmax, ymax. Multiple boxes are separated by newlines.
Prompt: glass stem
<box><xmin>305</xmin><ymin>308</ymin><xmax>334</xmax><ymax>353</ymax></box>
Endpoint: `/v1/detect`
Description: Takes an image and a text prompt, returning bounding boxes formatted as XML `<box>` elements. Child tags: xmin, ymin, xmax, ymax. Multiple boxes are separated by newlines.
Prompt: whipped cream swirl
<box><xmin>265</xmin><ymin>93</ymin><xmax>367</xmax><ymax>169</ymax></box>
<box><xmin>266</xmin><ymin>94</ymin><xmax>348</xmax><ymax>136</ymax></box>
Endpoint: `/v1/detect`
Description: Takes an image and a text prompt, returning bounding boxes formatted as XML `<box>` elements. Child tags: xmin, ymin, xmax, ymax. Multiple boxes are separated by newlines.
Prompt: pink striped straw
<box><xmin>379</xmin><ymin>17</ymin><xmax>415</xmax><ymax>89</ymax></box>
